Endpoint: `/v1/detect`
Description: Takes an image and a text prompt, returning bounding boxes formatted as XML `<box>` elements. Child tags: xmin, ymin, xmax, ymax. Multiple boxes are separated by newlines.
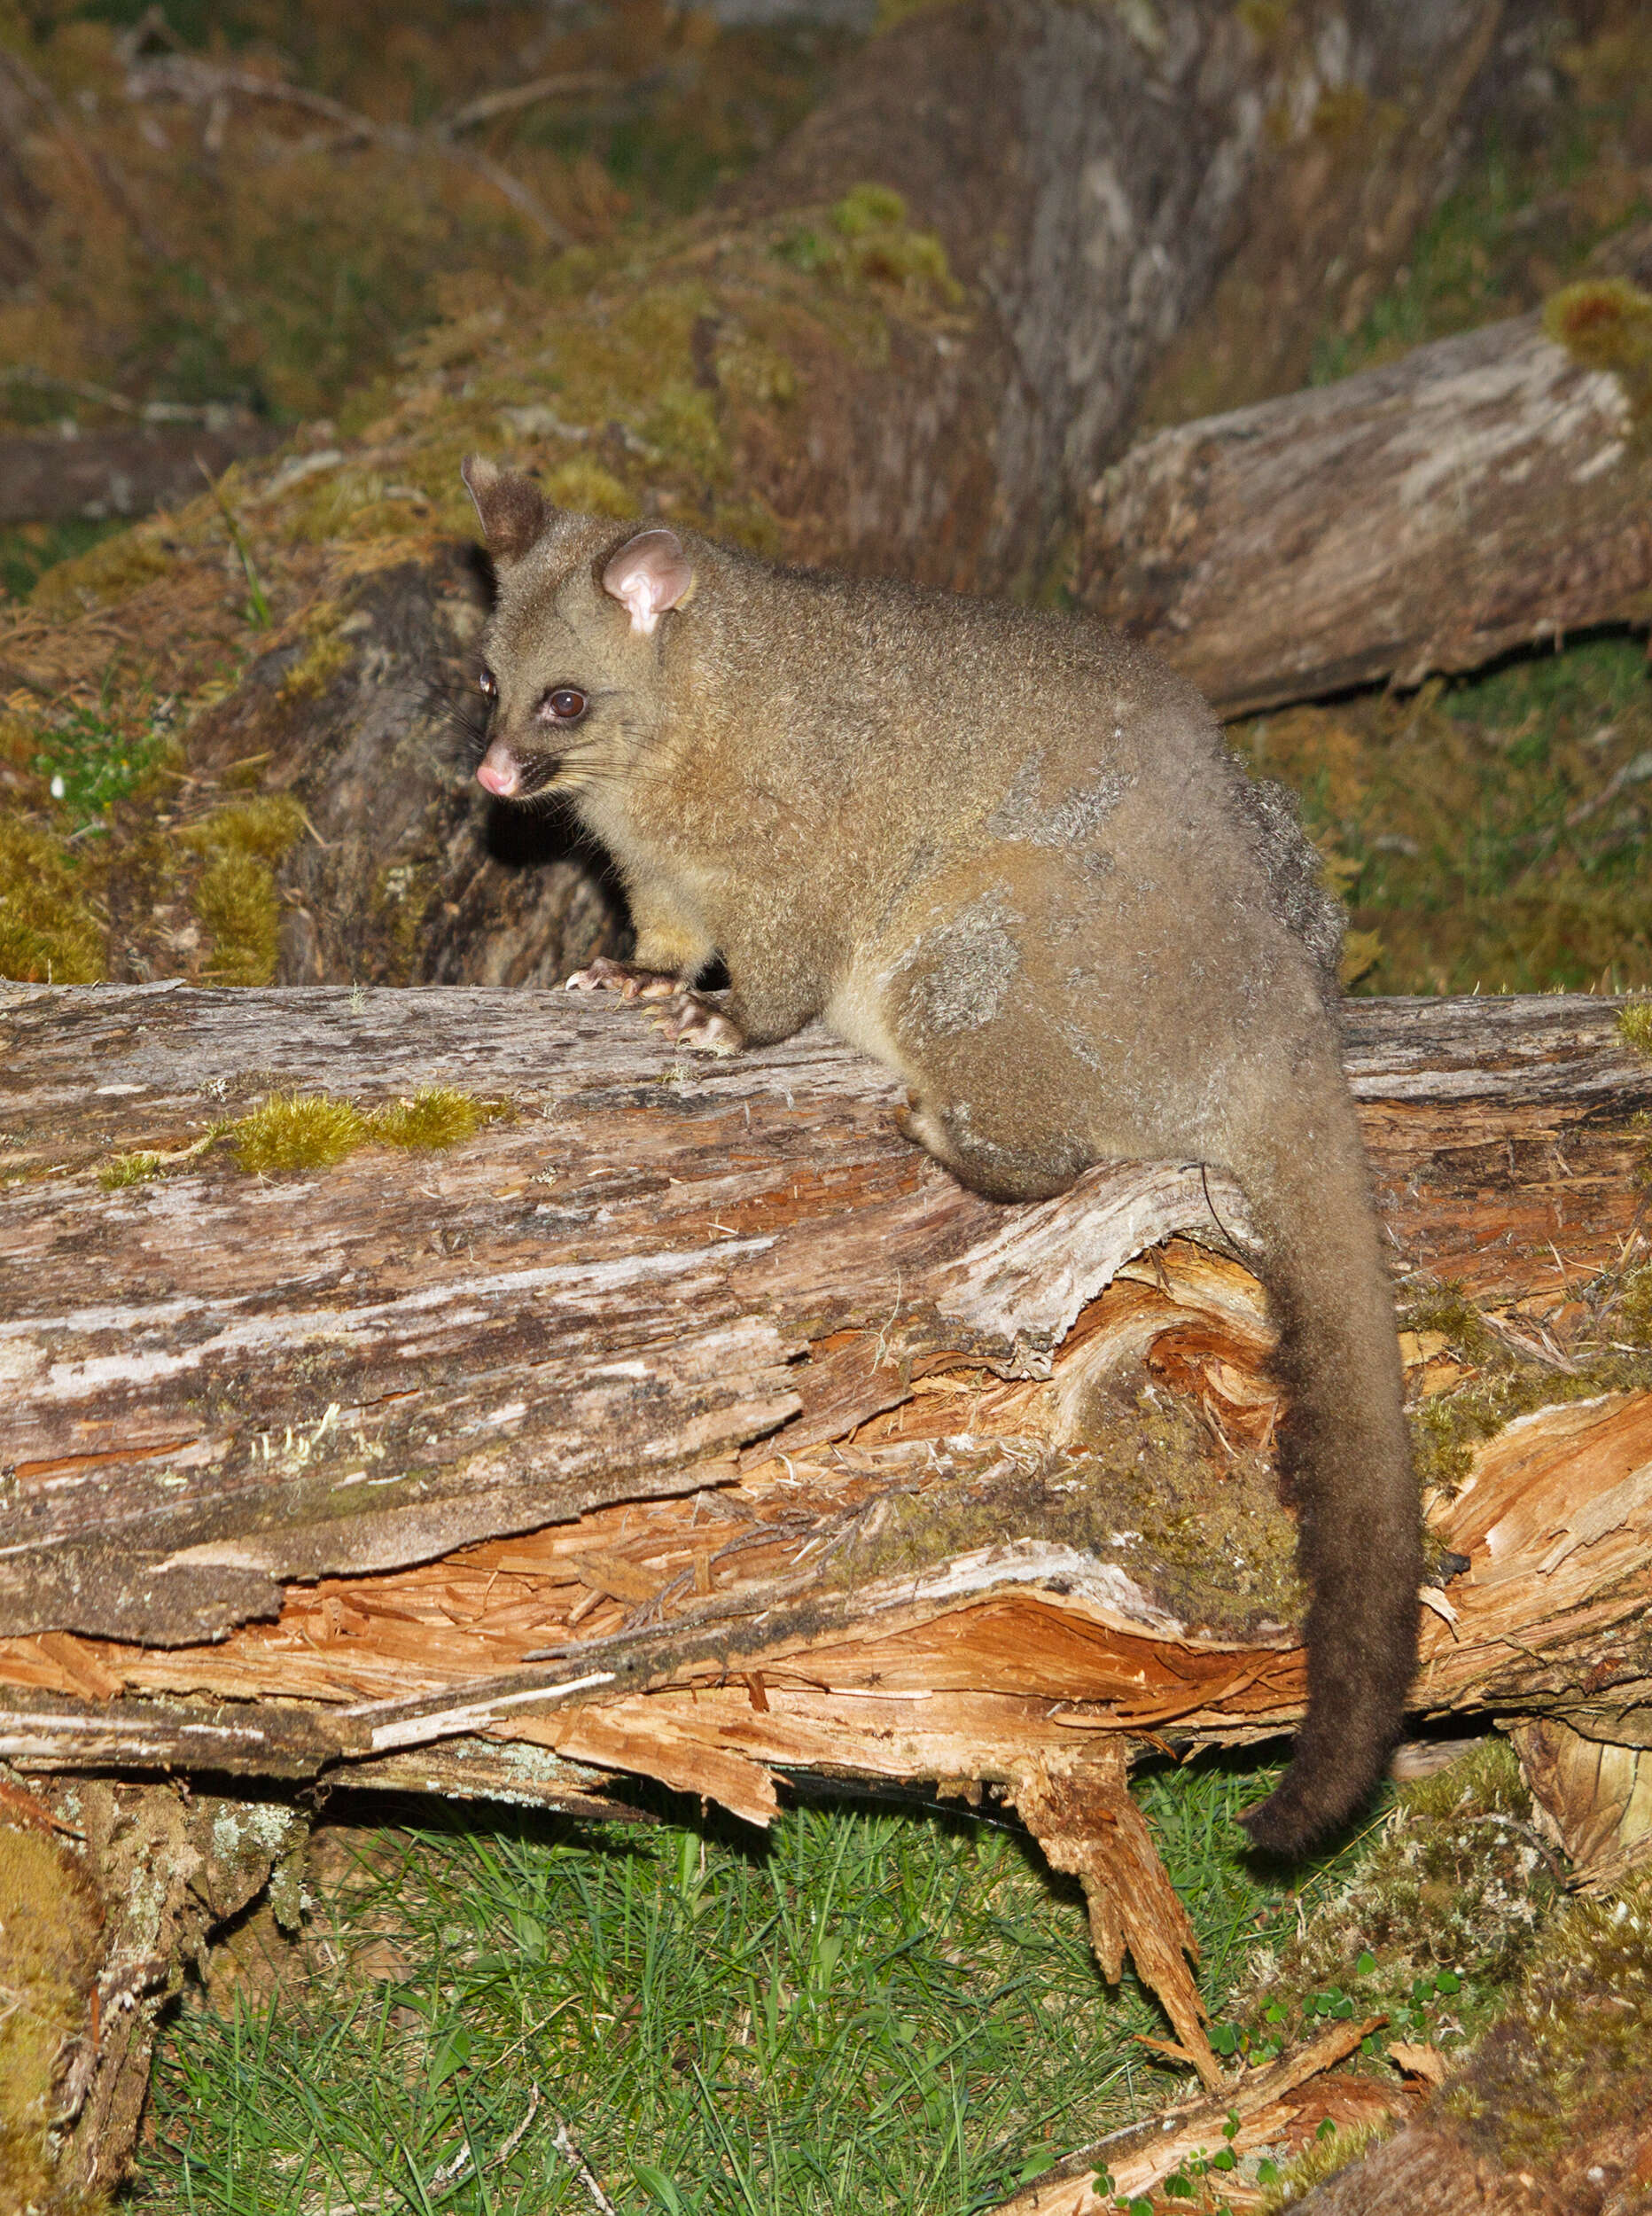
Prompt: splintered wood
<box><xmin>4</xmin><ymin>983</ymin><xmax>1652</xmax><ymax>2048</ymax></box>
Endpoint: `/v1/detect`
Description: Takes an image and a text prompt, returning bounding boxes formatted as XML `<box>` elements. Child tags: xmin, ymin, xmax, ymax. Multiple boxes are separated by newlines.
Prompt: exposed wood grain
<box><xmin>1078</xmin><ymin>302</ymin><xmax>1652</xmax><ymax>715</ymax></box>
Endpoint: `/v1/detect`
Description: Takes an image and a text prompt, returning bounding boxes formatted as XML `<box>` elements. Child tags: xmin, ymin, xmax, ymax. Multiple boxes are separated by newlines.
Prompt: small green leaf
<box><xmin>1223</xmin><ymin>2109</ymin><xmax>1241</xmax><ymax>2141</ymax></box>
<box><xmin>1355</xmin><ymin>1949</ymin><xmax>1377</xmax><ymax>1977</ymax></box>
<box><xmin>1317</xmin><ymin>2117</ymin><xmax>1338</xmax><ymax>2143</ymax></box>
<box><xmin>635</xmin><ymin>2165</ymin><xmax>685</xmax><ymax>2213</ymax></box>
<box><xmin>1436</xmin><ymin>1969</ymin><xmax>1461</xmax><ymax>1994</ymax></box>
<box><xmin>1212</xmin><ymin>2146</ymin><xmax>1237</xmax><ymax>2171</ymax></box>
<box><xmin>1257</xmin><ymin>2157</ymin><xmax>1281</xmax><ymax>2185</ymax></box>
<box><xmin>1209</xmin><ymin>2021</ymin><xmax>1239</xmax><ymax>2055</ymax></box>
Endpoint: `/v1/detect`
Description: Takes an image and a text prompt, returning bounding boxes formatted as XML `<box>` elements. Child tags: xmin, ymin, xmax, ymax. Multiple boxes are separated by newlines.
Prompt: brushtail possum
<box><xmin>460</xmin><ymin>456</ymin><xmax>1421</xmax><ymax>1853</ymax></box>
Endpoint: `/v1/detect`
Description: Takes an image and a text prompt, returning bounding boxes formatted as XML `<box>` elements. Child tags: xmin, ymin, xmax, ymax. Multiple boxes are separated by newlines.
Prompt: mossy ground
<box><xmin>0</xmin><ymin>1</ymin><xmax>855</xmax><ymax>435</ymax></box>
<box><xmin>1442</xmin><ymin>1869</ymin><xmax>1652</xmax><ymax>2169</ymax></box>
<box><xmin>1223</xmin><ymin>1744</ymin><xmax>1556</xmax><ymax>2066</ymax></box>
<box><xmin>0</xmin><ymin>1821</ymin><xmax>106</xmax><ymax>2215</ymax></box>
<box><xmin>1309</xmin><ymin>11</ymin><xmax>1652</xmax><ymax>389</ymax></box>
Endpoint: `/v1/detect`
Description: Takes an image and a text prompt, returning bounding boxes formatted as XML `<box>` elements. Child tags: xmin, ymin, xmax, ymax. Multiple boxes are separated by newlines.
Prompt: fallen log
<box><xmin>4</xmin><ymin>982</ymin><xmax>1652</xmax><ymax>1928</ymax></box>
<box><xmin>1078</xmin><ymin>270</ymin><xmax>1652</xmax><ymax>715</ymax></box>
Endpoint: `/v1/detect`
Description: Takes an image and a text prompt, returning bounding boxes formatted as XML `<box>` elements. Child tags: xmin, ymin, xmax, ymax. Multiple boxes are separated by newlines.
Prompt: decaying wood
<box><xmin>992</xmin><ymin>2015</ymin><xmax>1394</xmax><ymax>2215</ymax></box>
<box><xmin>4</xmin><ymin>981</ymin><xmax>1650</xmax><ymax>2083</ymax></box>
<box><xmin>1079</xmin><ymin>284</ymin><xmax>1652</xmax><ymax>716</ymax></box>
<box><xmin>4</xmin><ymin>1767</ymin><xmax>308</xmax><ymax>2204</ymax></box>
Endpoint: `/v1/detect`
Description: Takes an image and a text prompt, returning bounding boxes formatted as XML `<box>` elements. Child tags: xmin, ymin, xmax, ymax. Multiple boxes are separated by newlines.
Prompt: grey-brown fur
<box><xmin>460</xmin><ymin>457</ymin><xmax>1421</xmax><ymax>1853</ymax></box>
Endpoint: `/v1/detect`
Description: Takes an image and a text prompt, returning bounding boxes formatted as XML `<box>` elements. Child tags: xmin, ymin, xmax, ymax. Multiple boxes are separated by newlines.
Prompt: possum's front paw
<box><xmin>651</xmin><ymin>991</ymin><xmax>744</xmax><ymax>1057</ymax></box>
<box><xmin>565</xmin><ymin>956</ymin><xmax>683</xmax><ymax>1001</ymax></box>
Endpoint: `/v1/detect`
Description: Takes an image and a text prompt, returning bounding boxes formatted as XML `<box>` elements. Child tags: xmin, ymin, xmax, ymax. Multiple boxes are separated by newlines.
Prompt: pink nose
<box><xmin>476</xmin><ymin>742</ymin><xmax>519</xmax><ymax>798</ymax></box>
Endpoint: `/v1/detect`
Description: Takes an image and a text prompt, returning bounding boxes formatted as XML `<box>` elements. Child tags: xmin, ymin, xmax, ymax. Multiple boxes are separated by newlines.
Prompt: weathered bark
<box><xmin>0</xmin><ymin>421</ymin><xmax>286</xmax><ymax>525</ymax></box>
<box><xmin>1078</xmin><ymin>293</ymin><xmax>1652</xmax><ymax>716</ymax></box>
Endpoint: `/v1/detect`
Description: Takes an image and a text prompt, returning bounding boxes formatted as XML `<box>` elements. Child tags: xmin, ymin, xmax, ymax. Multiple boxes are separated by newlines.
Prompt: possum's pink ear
<box><xmin>461</xmin><ymin>455</ymin><xmax>548</xmax><ymax>570</ymax></box>
<box><xmin>602</xmin><ymin>528</ymin><xmax>695</xmax><ymax>636</ymax></box>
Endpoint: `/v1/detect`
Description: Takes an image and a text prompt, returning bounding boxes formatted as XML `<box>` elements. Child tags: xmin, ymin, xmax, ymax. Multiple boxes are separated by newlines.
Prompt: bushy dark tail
<box><xmin>1231</xmin><ymin>1073</ymin><xmax>1422</xmax><ymax>1855</ymax></box>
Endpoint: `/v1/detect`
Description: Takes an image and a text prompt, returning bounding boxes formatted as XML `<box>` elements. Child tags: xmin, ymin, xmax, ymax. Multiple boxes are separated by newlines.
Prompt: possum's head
<box><xmin>461</xmin><ymin>455</ymin><xmax>697</xmax><ymax>804</ymax></box>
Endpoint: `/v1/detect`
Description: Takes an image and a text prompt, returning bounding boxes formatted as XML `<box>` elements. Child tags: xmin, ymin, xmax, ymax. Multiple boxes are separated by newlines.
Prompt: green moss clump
<box><xmin>1541</xmin><ymin>277</ymin><xmax>1652</xmax><ymax>420</ymax></box>
<box><xmin>1617</xmin><ymin>1266</ymin><xmax>1652</xmax><ymax>1346</ymax></box>
<box><xmin>1232</xmin><ymin>1740</ymin><xmax>1556</xmax><ymax>2062</ymax></box>
<box><xmin>0</xmin><ymin>1822</ymin><xmax>105</xmax><ymax>2212</ymax></box>
<box><xmin>277</xmin><ymin>627</ymin><xmax>353</xmax><ymax>704</ymax></box>
<box><xmin>95</xmin><ymin>1086</ymin><xmax>507</xmax><ymax>1186</ymax></box>
<box><xmin>225</xmin><ymin>1092</ymin><xmax>370</xmax><ymax>1174</ymax></box>
<box><xmin>98</xmin><ymin>1151</ymin><xmax>168</xmax><ymax>1190</ymax></box>
<box><xmin>29</xmin><ymin>528</ymin><xmax>171</xmax><ymax>616</ymax></box>
<box><xmin>369</xmin><ymin>1088</ymin><xmax>506</xmax><ymax>1151</ymax></box>
<box><xmin>777</xmin><ymin>185</ymin><xmax>964</xmax><ymax>309</ymax></box>
<box><xmin>642</xmin><ymin>381</ymin><xmax>727</xmax><ymax>482</ymax></box>
<box><xmin>544</xmin><ymin>457</ymin><xmax>633</xmax><ymax>517</ymax></box>
<box><xmin>831</xmin><ymin>183</ymin><xmax>908</xmax><ymax>236</ymax></box>
<box><xmin>1260</xmin><ymin>2118</ymin><xmax>1386</xmax><ymax>2212</ymax></box>
<box><xmin>1400</xmin><ymin>1284</ymin><xmax>1499</xmax><ymax>1367</ymax></box>
<box><xmin>194</xmin><ymin>848</ymin><xmax>282</xmax><ymax>987</ymax></box>
<box><xmin>0</xmin><ymin>819</ymin><xmax>105</xmax><ymax>982</ymax></box>
<box><xmin>183</xmin><ymin>796</ymin><xmax>305</xmax><ymax>987</ymax></box>
<box><xmin>1443</xmin><ymin>1872</ymin><xmax>1652</xmax><ymax>2168</ymax></box>
<box><xmin>1620</xmin><ymin>1000</ymin><xmax>1652</xmax><ymax>1057</ymax></box>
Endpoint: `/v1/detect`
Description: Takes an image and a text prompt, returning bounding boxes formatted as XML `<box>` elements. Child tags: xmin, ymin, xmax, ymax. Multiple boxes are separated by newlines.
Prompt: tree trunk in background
<box><xmin>724</xmin><ymin>0</ymin><xmax>1510</xmax><ymax>594</ymax></box>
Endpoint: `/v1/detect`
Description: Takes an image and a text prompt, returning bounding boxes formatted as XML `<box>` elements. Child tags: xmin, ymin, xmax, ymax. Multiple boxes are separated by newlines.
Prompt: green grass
<box><xmin>132</xmin><ymin>1759</ymin><xmax>1407</xmax><ymax>2216</ymax></box>
<box><xmin>1235</xmin><ymin>633</ymin><xmax>1652</xmax><ymax>996</ymax></box>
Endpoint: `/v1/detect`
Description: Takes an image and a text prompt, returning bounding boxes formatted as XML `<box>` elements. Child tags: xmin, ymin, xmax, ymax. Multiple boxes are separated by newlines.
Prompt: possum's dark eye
<box><xmin>479</xmin><ymin>667</ymin><xmax>498</xmax><ymax>702</ymax></box>
<box><xmin>541</xmin><ymin>686</ymin><xmax>588</xmax><ymax>724</ymax></box>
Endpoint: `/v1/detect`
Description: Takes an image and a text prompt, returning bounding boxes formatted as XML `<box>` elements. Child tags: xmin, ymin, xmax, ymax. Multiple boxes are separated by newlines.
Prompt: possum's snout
<box><xmin>476</xmin><ymin>737</ymin><xmax>521</xmax><ymax>797</ymax></box>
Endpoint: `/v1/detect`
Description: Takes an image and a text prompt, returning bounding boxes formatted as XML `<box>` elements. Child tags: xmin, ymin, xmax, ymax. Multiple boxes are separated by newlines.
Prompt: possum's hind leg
<box><xmin>893</xmin><ymin>1088</ymin><xmax>1082</xmax><ymax>1204</ymax></box>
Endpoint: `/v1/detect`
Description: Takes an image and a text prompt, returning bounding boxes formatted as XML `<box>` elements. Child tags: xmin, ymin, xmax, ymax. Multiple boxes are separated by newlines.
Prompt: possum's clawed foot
<box><xmin>651</xmin><ymin>991</ymin><xmax>744</xmax><ymax>1057</ymax></box>
<box><xmin>565</xmin><ymin>956</ymin><xmax>683</xmax><ymax>1001</ymax></box>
